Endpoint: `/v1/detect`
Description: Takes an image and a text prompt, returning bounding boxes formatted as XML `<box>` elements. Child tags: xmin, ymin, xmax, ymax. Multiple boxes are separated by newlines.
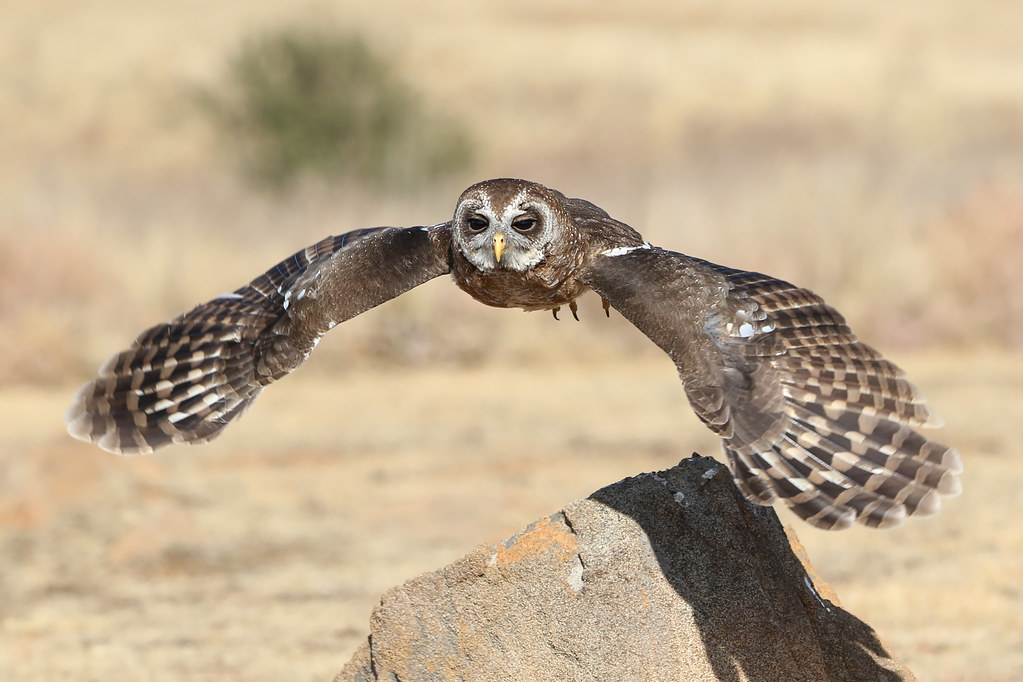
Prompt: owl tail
<box><xmin>64</xmin><ymin>300</ymin><xmax>273</xmax><ymax>455</ymax></box>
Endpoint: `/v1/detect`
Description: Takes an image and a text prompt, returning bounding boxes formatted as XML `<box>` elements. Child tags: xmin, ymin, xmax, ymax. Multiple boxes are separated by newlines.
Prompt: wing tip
<box><xmin>64</xmin><ymin>381</ymin><xmax>104</xmax><ymax>446</ymax></box>
<box><xmin>64</xmin><ymin>379</ymin><xmax>166</xmax><ymax>456</ymax></box>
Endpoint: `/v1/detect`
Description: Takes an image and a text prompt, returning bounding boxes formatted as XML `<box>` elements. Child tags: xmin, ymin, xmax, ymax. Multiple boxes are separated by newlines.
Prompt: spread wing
<box><xmin>65</xmin><ymin>224</ymin><xmax>452</xmax><ymax>454</ymax></box>
<box><xmin>582</xmin><ymin>246</ymin><xmax>962</xmax><ymax>530</ymax></box>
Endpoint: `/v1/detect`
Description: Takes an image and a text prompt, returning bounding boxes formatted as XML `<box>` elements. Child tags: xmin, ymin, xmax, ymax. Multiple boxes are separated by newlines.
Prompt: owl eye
<box><xmin>512</xmin><ymin>218</ymin><xmax>537</xmax><ymax>233</ymax></box>
<box><xmin>468</xmin><ymin>216</ymin><xmax>488</xmax><ymax>231</ymax></box>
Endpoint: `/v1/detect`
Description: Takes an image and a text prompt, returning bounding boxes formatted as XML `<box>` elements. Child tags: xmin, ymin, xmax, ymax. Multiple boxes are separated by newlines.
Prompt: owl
<box><xmin>65</xmin><ymin>178</ymin><xmax>962</xmax><ymax>530</ymax></box>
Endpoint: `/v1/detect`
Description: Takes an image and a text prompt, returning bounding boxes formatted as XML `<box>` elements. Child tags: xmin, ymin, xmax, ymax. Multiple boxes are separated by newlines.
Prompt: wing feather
<box><xmin>65</xmin><ymin>225</ymin><xmax>452</xmax><ymax>454</ymax></box>
<box><xmin>582</xmin><ymin>247</ymin><xmax>961</xmax><ymax>529</ymax></box>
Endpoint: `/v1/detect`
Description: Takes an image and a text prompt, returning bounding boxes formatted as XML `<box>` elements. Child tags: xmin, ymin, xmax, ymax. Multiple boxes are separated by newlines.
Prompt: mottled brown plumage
<box><xmin>65</xmin><ymin>178</ymin><xmax>962</xmax><ymax>530</ymax></box>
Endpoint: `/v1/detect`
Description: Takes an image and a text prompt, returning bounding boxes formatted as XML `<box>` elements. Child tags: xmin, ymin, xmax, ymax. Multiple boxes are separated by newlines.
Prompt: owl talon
<box><xmin>601</xmin><ymin>297</ymin><xmax>610</xmax><ymax>318</ymax></box>
<box><xmin>552</xmin><ymin>307</ymin><xmax>561</xmax><ymax>321</ymax></box>
<box><xmin>569</xmin><ymin>300</ymin><xmax>579</xmax><ymax>321</ymax></box>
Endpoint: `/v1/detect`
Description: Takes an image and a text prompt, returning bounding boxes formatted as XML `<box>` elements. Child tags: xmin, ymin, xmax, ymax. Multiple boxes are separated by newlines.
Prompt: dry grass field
<box><xmin>2</xmin><ymin>1</ymin><xmax>1022</xmax><ymax>680</ymax></box>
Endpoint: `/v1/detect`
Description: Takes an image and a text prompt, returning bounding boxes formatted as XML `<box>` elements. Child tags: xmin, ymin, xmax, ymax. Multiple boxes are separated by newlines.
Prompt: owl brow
<box><xmin>472</xmin><ymin>207</ymin><xmax>498</xmax><ymax>224</ymax></box>
<box><xmin>460</xmin><ymin>197</ymin><xmax>494</xmax><ymax>224</ymax></box>
<box><xmin>498</xmin><ymin>188</ymin><xmax>529</xmax><ymax>222</ymax></box>
<box><xmin>521</xmin><ymin>200</ymin><xmax>555</xmax><ymax>226</ymax></box>
<box><xmin>480</xmin><ymin>191</ymin><xmax>494</xmax><ymax>215</ymax></box>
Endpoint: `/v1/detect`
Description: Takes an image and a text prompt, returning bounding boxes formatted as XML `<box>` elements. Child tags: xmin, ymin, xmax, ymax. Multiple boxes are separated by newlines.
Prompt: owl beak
<box><xmin>493</xmin><ymin>232</ymin><xmax>506</xmax><ymax>263</ymax></box>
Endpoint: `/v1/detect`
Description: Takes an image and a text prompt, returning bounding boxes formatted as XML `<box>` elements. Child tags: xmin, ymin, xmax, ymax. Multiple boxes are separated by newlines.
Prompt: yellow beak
<box><xmin>493</xmin><ymin>232</ymin><xmax>506</xmax><ymax>263</ymax></box>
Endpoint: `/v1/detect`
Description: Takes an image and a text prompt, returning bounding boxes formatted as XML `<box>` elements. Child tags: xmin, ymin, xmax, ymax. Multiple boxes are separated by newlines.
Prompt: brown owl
<box><xmin>65</xmin><ymin>178</ymin><xmax>962</xmax><ymax>530</ymax></box>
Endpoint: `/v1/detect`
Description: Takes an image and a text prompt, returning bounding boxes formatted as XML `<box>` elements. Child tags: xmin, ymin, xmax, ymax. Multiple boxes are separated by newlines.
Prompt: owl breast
<box><xmin>450</xmin><ymin>249</ymin><xmax>587</xmax><ymax>311</ymax></box>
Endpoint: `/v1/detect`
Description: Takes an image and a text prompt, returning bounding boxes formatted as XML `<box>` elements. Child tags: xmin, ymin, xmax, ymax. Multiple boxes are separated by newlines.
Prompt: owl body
<box><xmin>448</xmin><ymin>178</ymin><xmax>647</xmax><ymax>314</ymax></box>
<box><xmin>66</xmin><ymin>178</ymin><xmax>961</xmax><ymax>531</ymax></box>
<box><xmin>450</xmin><ymin>246</ymin><xmax>589</xmax><ymax>311</ymax></box>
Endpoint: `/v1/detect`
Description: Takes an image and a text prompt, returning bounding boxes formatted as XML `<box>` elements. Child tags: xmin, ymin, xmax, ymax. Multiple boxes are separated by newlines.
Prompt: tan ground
<box><xmin>2</xmin><ymin>1</ymin><xmax>1022</xmax><ymax>680</ymax></box>
<box><xmin>2</xmin><ymin>350</ymin><xmax>1022</xmax><ymax>681</ymax></box>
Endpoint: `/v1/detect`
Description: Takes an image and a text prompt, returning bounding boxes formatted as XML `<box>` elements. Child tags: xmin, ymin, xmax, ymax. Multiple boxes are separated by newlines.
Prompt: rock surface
<box><xmin>337</xmin><ymin>455</ymin><xmax>915</xmax><ymax>681</ymax></box>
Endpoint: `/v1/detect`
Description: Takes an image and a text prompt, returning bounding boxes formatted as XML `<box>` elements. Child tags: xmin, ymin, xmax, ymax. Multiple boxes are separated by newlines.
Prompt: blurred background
<box><xmin>1</xmin><ymin>1</ymin><xmax>1021</xmax><ymax>680</ymax></box>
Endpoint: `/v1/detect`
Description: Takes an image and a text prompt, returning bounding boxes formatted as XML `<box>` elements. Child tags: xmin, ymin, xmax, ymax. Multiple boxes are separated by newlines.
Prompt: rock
<box><xmin>337</xmin><ymin>455</ymin><xmax>915</xmax><ymax>681</ymax></box>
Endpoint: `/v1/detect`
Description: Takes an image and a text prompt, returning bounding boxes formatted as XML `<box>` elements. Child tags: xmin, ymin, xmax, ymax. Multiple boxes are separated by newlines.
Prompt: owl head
<box><xmin>452</xmin><ymin>179</ymin><xmax>573</xmax><ymax>273</ymax></box>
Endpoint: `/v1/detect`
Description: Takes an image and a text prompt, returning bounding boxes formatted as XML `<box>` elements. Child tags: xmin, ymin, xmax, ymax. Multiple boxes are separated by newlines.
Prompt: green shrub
<box><xmin>203</xmin><ymin>27</ymin><xmax>472</xmax><ymax>191</ymax></box>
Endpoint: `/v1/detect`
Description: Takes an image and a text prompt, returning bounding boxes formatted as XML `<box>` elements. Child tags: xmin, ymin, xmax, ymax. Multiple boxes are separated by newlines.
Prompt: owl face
<box><xmin>452</xmin><ymin>179</ymin><xmax>570</xmax><ymax>273</ymax></box>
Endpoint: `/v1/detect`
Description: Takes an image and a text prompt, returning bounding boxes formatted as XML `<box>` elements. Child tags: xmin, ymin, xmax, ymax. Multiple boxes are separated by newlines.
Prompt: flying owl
<box><xmin>65</xmin><ymin>178</ymin><xmax>962</xmax><ymax>530</ymax></box>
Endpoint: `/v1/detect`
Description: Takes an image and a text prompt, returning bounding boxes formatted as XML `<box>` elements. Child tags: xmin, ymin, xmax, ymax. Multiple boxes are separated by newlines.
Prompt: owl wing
<box><xmin>581</xmin><ymin>245</ymin><xmax>962</xmax><ymax>530</ymax></box>
<box><xmin>65</xmin><ymin>224</ymin><xmax>453</xmax><ymax>455</ymax></box>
